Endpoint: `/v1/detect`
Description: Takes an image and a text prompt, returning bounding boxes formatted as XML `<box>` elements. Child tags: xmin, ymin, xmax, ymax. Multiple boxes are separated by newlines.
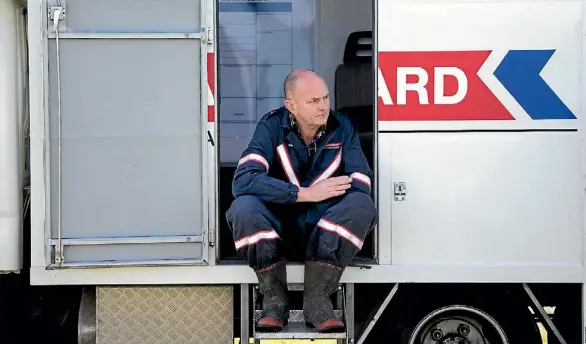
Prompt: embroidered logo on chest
<box><xmin>325</xmin><ymin>142</ymin><xmax>341</xmax><ymax>149</ymax></box>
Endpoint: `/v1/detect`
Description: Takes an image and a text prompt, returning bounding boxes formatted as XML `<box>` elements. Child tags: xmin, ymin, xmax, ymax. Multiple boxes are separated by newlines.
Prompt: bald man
<box><xmin>226</xmin><ymin>69</ymin><xmax>377</xmax><ymax>333</ymax></box>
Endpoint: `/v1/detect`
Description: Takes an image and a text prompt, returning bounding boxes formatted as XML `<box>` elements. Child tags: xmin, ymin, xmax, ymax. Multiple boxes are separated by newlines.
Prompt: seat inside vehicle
<box><xmin>334</xmin><ymin>30</ymin><xmax>374</xmax><ymax>171</ymax></box>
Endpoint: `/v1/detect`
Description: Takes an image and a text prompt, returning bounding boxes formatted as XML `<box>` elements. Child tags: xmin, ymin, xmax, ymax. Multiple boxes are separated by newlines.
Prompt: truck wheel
<box><xmin>386</xmin><ymin>303</ymin><xmax>541</xmax><ymax>344</ymax></box>
<box><xmin>407</xmin><ymin>305</ymin><xmax>509</xmax><ymax>344</ymax></box>
<box><xmin>369</xmin><ymin>285</ymin><xmax>543</xmax><ymax>344</ymax></box>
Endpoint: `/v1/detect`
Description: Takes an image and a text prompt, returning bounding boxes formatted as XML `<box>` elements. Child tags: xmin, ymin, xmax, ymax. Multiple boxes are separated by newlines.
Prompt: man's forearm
<box><xmin>233</xmin><ymin>172</ymin><xmax>300</xmax><ymax>204</ymax></box>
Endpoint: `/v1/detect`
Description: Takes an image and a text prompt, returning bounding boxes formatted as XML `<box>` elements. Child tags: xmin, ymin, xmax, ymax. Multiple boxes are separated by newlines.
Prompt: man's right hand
<box><xmin>297</xmin><ymin>176</ymin><xmax>352</xmax><ymax>202</ymax></box>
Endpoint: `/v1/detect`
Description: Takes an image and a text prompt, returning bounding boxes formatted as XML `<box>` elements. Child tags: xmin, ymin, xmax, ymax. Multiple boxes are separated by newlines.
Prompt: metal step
<box><xmin>253</xmin><ymin>310</ymin><xmax>346</xmax><ymax>339</ymax></box>
<box><xmin>252</xmin><ymin>283</ymin><xmax>348</xmax><ymax>341</ymax></box>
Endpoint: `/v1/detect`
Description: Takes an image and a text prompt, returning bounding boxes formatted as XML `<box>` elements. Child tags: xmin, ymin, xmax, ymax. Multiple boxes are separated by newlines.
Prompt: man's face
<box><xmin>285</xmin><ymin>74</ymin><xmax>330</xmax><ymax>128</ymax></box>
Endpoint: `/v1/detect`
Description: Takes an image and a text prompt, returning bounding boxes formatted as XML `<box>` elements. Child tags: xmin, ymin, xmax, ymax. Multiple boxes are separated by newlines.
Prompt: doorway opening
<box><xmin>215</xmin><ymin>0</ymin><xmax>377</xmax><ymax>264</ymax></box>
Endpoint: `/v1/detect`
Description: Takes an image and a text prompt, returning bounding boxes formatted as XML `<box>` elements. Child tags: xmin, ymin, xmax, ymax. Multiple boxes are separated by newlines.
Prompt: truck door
<box><xmin>376</xmin><ymin>0</ymin><xmax>583</xmax><ymax>268</ymax></box>
<box><xmin>42</xmin><ymin>0</ymin><xmax>215</xmax><ymax>267</ymax></box>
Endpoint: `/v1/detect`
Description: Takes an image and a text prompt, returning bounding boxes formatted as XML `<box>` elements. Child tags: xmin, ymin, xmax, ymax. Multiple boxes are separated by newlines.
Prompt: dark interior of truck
<box><xmin>217</xmin><ymin>31</ymin><xmax>376</xmax><ymax>264</ymax></box>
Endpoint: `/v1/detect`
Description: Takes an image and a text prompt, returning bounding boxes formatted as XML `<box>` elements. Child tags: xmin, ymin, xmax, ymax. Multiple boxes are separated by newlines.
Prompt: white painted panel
<box><xmin>382</xmin><ymin>131</ymin><xmax>583</xmax><ymax>266</ymax></box>
<box><xmin>0</xmin><ymin>0</ymin><xmax>23</xmax><ymax>272</ymax></box>
<box><xmin>377</xmin><ymin>0</ymin><xmax>583</xmax><ymax>131</ymax></box>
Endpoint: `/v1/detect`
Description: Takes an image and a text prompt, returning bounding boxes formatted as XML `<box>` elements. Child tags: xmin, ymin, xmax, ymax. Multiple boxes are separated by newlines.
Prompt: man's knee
<box><xmin>226</xmin><ymin>195</ymin><xmax>266</xmax><ymax>229</ymax></box>
<box><xmin>342</xmin><ymin>192</ymin><xmax>377</xmax><ymax>222</ymax></box>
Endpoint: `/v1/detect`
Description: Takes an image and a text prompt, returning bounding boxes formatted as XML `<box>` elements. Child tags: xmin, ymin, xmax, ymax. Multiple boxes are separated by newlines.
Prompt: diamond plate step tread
<box><xmin>254</xmin><ymin>310</ymin><xmax>345</xmax><ymax>339</ymax></box>
<box><xmin>254</xmin><ymin>322</ymin><xmax>347</xmax><ymax>339</ymax></box>
<box><xmin>96</xmin><ymin>286</ymin><xmax>233</xmax><ymax>344</ymax></box>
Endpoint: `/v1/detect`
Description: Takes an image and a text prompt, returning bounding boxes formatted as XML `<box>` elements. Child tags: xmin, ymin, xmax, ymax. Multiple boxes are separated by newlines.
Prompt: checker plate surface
<box><xmin>96</xmin><ymin>285</ymin><xmax>233</xmax><ymax>344</ymax></box>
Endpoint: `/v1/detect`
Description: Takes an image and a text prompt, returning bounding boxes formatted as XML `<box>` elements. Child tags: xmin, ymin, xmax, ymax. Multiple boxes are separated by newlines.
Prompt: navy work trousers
<box><xmin>226</xmin><ymin>192</ymin><xmax>377</xmax><ymax>270</ymax></box>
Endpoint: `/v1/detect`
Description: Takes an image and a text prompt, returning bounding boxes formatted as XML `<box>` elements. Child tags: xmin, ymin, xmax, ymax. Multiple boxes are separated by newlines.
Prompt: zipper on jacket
<box><xmin>309</xmin><ymin>131</ymin><xmax>336</xmax><ymax>173</ymax></box>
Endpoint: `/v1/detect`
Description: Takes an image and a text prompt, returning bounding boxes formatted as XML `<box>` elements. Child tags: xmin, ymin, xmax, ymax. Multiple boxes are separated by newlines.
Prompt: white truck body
<box><xmin>0</xmin><ymin>0</ymin><xmax>583</xmax><ymax>343</ymax></box>
<box><xmin>23</xmin><ymin>0</ymin><xmax>584</xmax><ymax>286</ymax></box>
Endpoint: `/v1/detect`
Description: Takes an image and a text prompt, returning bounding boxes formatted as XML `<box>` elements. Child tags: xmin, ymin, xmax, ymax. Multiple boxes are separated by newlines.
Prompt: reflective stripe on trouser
<box><xmin>226</xmin><ymin>192</ymin><xmax>377</xmax><ymax>270</ymax></box>
<box><xmin>226</xmin><ymin>195</ymin><xmax>285</xmax><ymax>270</ymax></box>
<box><xmin>305</xmin><ymin>191</ymin><xmax>377</xmax><ymax>268</ymax></box>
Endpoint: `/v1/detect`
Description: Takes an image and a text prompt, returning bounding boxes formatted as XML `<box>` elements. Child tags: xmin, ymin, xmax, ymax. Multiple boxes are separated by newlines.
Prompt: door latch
<box><xmin>206</xmin><ymin>26</ymin><xmax>213</xmax><ymax>44</ymax></box>
<box><xmin>394</xmin><ymin>182</ymin><xmax>406</xmax><ymax>201</ymax></box>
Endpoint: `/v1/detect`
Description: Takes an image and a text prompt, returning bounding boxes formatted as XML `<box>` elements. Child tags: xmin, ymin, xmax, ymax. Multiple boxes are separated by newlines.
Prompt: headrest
<box><xmin>343</xmin><ymin>31</ymin><xmax>373</xmax><ymax>64</ymax></box>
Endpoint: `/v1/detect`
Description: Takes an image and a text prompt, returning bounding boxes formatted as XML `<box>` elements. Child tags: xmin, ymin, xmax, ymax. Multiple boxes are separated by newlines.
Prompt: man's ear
<box><xmin>284</xmin><ymin>99</ymin><xmax>295</xmax><ymax>114</ymax></box>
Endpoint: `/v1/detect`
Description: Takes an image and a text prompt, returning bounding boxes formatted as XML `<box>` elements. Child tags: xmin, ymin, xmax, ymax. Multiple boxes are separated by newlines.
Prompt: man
<box><xmin>226</xmin><ymin>69</ymin><xmax>377</xmax><ymax>333</ymax></box>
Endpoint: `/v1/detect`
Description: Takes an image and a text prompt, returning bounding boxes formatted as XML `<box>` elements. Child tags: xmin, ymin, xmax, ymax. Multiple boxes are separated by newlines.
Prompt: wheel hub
<box><xmin>408</xmin><ymin>305</ymin><xmax>509</xmax><ymax>344</ymax></box>
<box><xmin>423</xmin><ymin>318</ymin><xmax>482</xmax><ymax>344</ymax></box>
<box><xmin>440</xmin><ymin>336</ymin><xmax>471</xmax><ymax>344</ymax></box>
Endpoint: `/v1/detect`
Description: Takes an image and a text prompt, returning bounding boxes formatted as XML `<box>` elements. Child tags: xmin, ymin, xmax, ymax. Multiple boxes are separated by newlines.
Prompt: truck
<box><xmin>0</xmin><ymin>0</ymin><xmax>584</xmax><ymax>343</ymax></box>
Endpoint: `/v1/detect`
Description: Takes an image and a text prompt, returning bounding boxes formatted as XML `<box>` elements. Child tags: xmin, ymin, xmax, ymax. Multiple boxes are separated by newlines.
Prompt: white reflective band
<box><xmin>350</xmin><ymin>172</ymin><xmax>371</xmax><ymax>188</ymax></box>
<box><xmin>238</xmin><ymin>153</ymin><xmax>270</xmax><ymax>171</ymax></box>
<box><xmin>317</xmin><ymin>218</ymin><xmax>363</xmax><ymax>249</ymax></box>
<box><xmin>276</xmin><ymin>144</ymin><xmax>300</xmax><ymax>186</ymax></box>
<box><xmin>207</xmin><ymin>85</ymin><xmax>214</xmax><ymax>105</ymax></box>
<box><xmin>234</xmin><ymin>229</ymin><xmax>280</xmax><ymax>250</ymax></box>
<box><xmin>310</xmin><ymin>148</ymin><xmax>343</xmax><ymax>186</ymax></box>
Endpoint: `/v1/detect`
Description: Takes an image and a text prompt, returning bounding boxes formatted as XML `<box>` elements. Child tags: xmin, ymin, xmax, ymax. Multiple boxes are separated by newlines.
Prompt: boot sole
<box><xmin>255</xmin><ymin>318</ymin><xmax>289</xmax><ymax>332</ymax></box>
<box><xmin>255</xmin><ymin>325</ymin><xmax>283</xmax><ymax>332</ymax></box>
<box><xmin>305</xmin><ymin>321</ymin><xmax>345</xmax><ymax>333</ymax></box>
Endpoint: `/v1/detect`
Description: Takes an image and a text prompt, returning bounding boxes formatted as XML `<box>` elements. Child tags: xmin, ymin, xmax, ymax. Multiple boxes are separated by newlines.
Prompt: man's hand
<box><xmin>297</xmin><ymin>176</ymin><xmax>352</xmax><ymax>202</ymax></box>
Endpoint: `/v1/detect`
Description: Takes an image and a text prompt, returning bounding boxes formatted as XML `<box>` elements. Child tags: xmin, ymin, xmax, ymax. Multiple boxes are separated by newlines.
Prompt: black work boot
<box><xmin>254</xmin><ymin>260</ymin><xmax>289</xmax><ymax>331</ymax></box>
<box><xmin>303</xmin><ymin>261</ymin><xmax>345</xmax><ymax>332</ymax></box>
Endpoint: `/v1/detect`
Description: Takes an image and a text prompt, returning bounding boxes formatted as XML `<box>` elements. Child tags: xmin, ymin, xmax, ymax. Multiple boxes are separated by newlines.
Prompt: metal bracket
<box><xmin>522</xmin><ymin>283</ymin><xmax>568</xmax><ymax>344</ymax></box>
<box><xmin>344</xmin><ymin>283</ymin><xmax>355</xmax><ymax>344</ymax></box>
<box><xmin>240</xmin><ymin>284</ymin><xmax>251</xmax><ymax>344</ymax></box>
<box><xmin>48</xmin><ymin>5</ymin><xmax>66</xmax><ymax>32</ymax></box>
<box><xmin>48</xmin><ymin>6</ymin><xmax>65</xmax><ymax>20</ymax></box>
<box><xmin>54</xmin><ymin>250</ymin><xmax>64</xmax><ymax>266</ymax></box>
<box><xmin>356</xmin><ymin>283</ymin><xmax>399</xmax><ymax>344</ymax></box>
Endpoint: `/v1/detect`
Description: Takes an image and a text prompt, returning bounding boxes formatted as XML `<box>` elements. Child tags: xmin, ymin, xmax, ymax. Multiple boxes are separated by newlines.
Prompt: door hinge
<box><xmin>394</xmin><ymin>182</ymin><xmax>406</xmax><ymax>201</ymax></box>
<box><xmin>208</xmin><ymin>228</ymin><xmax>215</xmax><ymax>248</ymax></box>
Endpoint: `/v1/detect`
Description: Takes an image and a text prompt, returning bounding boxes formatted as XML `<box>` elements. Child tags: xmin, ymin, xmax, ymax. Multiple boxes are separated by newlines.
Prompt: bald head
<box><xmin>282</xmin><ymin>69</ymin><xmax>330</xmax><ymax>132</ymax></box>
<box><xmin>283</xmin><ymin>69</ymin><xmax>325</xmax><ymax>99</ymax></box>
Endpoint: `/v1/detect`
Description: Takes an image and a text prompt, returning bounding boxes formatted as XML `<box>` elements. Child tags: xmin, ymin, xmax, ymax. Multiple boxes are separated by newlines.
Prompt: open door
<box><xmin>43</xmin><ymin>0</ymin><xmax>214</xmax><ymax>267</ymax></box>
<box><xmin>214</xmin><ymin>0</ymin><xmax>377</xmax><ymax>264</ymax></box>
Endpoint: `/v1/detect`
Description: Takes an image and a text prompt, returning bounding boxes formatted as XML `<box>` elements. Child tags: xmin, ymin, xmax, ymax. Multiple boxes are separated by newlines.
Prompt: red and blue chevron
<box><xmin>377</xmin><ymin>50</ymin><xmax>576</xmax><ymax>121</ymax></box>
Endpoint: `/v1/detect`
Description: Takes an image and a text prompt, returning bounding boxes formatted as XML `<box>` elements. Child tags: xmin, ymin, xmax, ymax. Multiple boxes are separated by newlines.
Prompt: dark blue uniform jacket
<box><xmin>231</xmin><ymin>107</ymin><xmax>373</xmax><ymax>231</ymax></box>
